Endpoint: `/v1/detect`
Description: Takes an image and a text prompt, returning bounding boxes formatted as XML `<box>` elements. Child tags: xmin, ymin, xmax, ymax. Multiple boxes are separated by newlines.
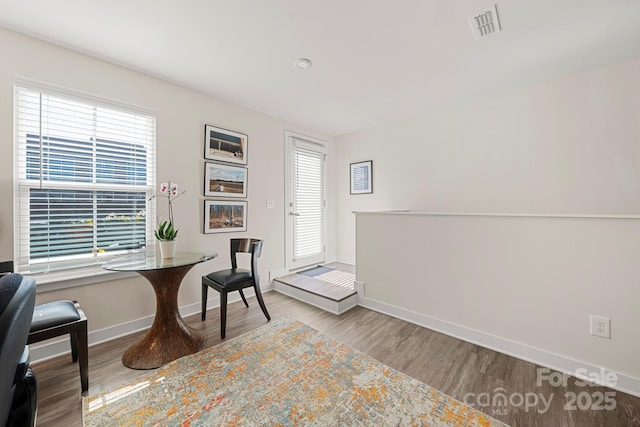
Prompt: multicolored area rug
<box><xmin>83</xmin><ymin>317</ymin><xmax>507</xmax><ymax>426</ymax></box>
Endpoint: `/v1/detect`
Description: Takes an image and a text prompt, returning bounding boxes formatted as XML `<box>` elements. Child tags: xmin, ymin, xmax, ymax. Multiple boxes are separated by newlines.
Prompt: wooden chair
<box><xmin>1</xmin><ymin>260</ymin><xmax>88</xmax><ymax>392</ymax></box>
<box><xmin>201</xmin><ymin>238</ymin><xmax>270</xmax><ymax>339</ymax></box>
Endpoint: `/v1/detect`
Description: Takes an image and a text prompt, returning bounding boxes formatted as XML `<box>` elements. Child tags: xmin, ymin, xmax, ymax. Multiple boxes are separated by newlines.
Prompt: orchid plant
<box><xmin>153</xmin><ymin>181</ymin><xmax>185</xmax><ymax>241</ymax></box>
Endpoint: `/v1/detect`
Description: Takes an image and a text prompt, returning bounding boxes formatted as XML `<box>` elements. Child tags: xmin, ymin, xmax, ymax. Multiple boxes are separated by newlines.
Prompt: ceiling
<box><xmin>1</xmin><ymin>0</ymin><xmax>640</xmax><ymax>136</ymax></box>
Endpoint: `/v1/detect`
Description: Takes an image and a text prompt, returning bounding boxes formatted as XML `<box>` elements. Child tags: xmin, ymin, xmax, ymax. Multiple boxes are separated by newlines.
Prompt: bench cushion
<box><xmin>30</xmin><ymin>300</ymin><xmax>80</xmax><ymax>331</ymax></box>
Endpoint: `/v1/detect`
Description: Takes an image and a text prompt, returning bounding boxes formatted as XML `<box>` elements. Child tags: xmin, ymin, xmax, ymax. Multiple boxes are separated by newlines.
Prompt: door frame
<box><xmin>284</xmin><ymin>130</ymin><xmax>327</xmax><ymax>272</ymax></box>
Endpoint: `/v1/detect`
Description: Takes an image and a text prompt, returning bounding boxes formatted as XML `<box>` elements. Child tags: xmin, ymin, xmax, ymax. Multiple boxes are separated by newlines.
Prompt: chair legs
<box><xmin>76</xmin><ymin>321</ymin><xmax>89</xmax><ymax>392</ymax></box>
<box><xmin>67</xmin><ymin>325</ymin><xmax>88</xmax><ymax>392</ymax></box>
<box><xmin>238</xmin><ymin>289</ymin><xmax>249</xmax><ymax>308</ymax></box>
<box><xmin>201</xmin><ymin>280</ymin><xmax>270</xmax><ymax>340</ymax></box>
<box><xmin>220</xmin><ymin>291</ymin><xmax>228</xmax><ymax>339</ymax></box>
<box><xmin>9</xmin><ymin>366</ymin><xmax>37</xmax><ymax>427</ymax></box>
<box><xmin>70</xmin><ymin>331</ymin><xmax>78</xmax><ymax>362</ymax></box>
<box><xmin>201</xmin><ymin>283</ymin><xmax>209</xmax><ymax>321</ymax></box>
<box><xmin>254</xmin><ymin>285</ymin><xmax>271</xmax><ymax>321</ymax></box>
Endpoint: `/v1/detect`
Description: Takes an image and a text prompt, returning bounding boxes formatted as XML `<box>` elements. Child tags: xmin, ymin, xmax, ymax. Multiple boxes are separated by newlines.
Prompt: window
<box><xmin>14</xmin><ymin>84</ymin><xmax>156</xmax><ymax>277</ymax></box>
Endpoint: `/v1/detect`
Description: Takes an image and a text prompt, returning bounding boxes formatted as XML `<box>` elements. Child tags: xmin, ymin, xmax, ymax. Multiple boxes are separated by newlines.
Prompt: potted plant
<box><xmin>154</xmin><ymin>181</ymin><xmax>184</xmax><ymax>258</ymax></box>
<box><xmin>155</xmin><ymin>220</ymin><xmax>178</xmax><ymax>241</ymax></box>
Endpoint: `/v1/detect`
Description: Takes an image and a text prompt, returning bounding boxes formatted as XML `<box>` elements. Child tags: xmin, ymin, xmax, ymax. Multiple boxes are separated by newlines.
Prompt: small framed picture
<box><xmin>204</xmin><ymin>200</ymin><xmax>247</xmax><ymax>234</ymax></box>
<box><xmin>204</xmin><ymin>162</ymin><xmax>247</xmax><ymax>198</ymax></box>
<box><xmin>204</xmin><ymin>124</ymin><xmax>248</xmax><ymax>165</ymax></box>
<box><xmin>350</xmin><ymin>160</ymin><xmax>373</xmax><ymax>194</ymax></box>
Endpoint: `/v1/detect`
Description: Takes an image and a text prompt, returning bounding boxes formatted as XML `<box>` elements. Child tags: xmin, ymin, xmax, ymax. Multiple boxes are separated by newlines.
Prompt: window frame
<box><xmin>13</xmin><ymin>81</ymin><xmax>157</xmax><ymax>286</ymax></box>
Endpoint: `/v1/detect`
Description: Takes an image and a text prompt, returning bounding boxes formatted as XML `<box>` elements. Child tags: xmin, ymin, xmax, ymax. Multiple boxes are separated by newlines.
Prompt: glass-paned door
<box><xmin>285</xmin><ymin>132</ymin><xmax>326</xmax><ymax>270</ymax></box>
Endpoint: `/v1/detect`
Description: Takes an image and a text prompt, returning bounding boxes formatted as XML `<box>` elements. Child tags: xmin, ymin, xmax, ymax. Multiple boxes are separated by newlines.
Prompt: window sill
<box><xmin>26</xmin><ymin>266</ymin><xmax>139</xmax><ymax>293</ymax></box>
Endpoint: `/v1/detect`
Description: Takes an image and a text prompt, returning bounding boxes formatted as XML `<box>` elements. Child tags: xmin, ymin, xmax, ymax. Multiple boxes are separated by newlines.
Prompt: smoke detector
<box><xmin>294</xmin><ymin>58</ymin><xmax>312</xmax><ymax>70</ymax></box>
<box><xmin>468</xmin><ymin>4</ymin><xmax>501</xmax><ymax>39</ymax></box>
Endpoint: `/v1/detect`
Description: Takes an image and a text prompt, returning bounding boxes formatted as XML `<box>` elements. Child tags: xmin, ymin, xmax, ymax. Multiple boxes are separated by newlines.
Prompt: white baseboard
<box><xmin>354</xmin><ymin>280</ymin><xmax>365</xmax><ymax>297</ymax></box>
<box><xmin>335</xmin><ymin>256</ymin><xmax>355</xmax><ymax>265</ymax></box>
<box><xmin>30</xmin><ymin>289</ymin><xmax>266</xmax><ymax>363</ymax></box>
<box><xmin>324</xmin><ymin>255</ymin><xmax>337</xmax><ymax>264</ymax></box>
<box><xmin>357</xmin><ymin>290</ymin><xmax>640</xmax><ymax>398</ymax></box>
<box><xmin>269</xmin><ymin>269</ymin><xmax>288</xmax><ymax>282</ymax></box>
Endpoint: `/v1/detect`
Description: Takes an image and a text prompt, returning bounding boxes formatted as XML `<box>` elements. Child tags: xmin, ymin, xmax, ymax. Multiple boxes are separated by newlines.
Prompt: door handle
<box><xmin>289</xmin><ymin>212</ymin><xmax>300</xmax><ymax>216</ymax></box>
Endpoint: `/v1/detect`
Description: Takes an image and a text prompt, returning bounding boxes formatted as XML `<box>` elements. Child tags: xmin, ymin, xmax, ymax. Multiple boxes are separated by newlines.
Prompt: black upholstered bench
<box><xmin>27</xmin><ymin>300</ymin><xmax>88</xmax><ymax>392</ymax></box>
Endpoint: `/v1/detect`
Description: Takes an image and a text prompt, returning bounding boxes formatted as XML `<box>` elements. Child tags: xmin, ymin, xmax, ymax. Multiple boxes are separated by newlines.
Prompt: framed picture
<box><xmin>204</xmin><ymin>162</ymin><xmax>247</xmax><ymax>198</ymax></box>
<box><xmin>204</xmin><ymin>124</ymin><xmax>248</xmax><ymax>165</ymax></box>
<box><xmin>350</xmin><ymin>160</ymin><xmax>373</xmax><ymax>194</ymax></box>
<box><xmin>204</xmin><ymin>200</ymin><xmax>247</xmax><ymax>233</ymax></box>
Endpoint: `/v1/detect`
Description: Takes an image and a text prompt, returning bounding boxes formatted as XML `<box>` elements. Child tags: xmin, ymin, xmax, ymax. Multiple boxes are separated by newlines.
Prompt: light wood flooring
<box><xmin>33</xmin><ymin>291</ymin><xmax>640</xmax><ymax>426</ymax></box>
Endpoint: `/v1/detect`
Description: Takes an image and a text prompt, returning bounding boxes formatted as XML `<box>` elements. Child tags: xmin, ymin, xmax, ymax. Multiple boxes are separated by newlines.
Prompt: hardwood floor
<box><xmin>33</xmin><ymin>291</ymin><xmax>640</xmax><ymax>426</ymax></box>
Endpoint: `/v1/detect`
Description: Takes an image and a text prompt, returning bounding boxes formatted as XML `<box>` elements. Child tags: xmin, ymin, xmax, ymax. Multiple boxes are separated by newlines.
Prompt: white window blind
<box><xmin>14</xmin><ymin>84</ymin><xmax>156</xmax><ymax>276</ymax></box>
<box><xmin>292</xmin><ymin>139</ymin><xmax>325</xmax><ymax>261</ymax></box>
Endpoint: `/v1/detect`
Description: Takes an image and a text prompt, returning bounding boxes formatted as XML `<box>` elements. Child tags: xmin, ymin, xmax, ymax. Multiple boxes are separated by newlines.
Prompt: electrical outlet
<box><xmin>590</xmin><ymin>315</ymin><xmax>611</xmax><ymax>339</ymax></box>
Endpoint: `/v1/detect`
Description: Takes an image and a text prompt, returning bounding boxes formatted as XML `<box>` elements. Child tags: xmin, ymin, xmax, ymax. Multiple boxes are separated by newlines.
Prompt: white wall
<box><xmin>356</xmin><ymin>211</ymin><xmax>640</xmax><ymax>394</ymax></box>
<box><xmin>0</xmin><ymin>28</ymin><xmax>335</xmax><ymax>334</ymax></box>
<box><xmin>336</xmin><ymin>59</ymin><xmax>640</xmax><ymax>393</ymax></box>
<box><xmin>336</xmin><ymin>59</ymin><xmax>640</xmax><ymax>261</ymax></box>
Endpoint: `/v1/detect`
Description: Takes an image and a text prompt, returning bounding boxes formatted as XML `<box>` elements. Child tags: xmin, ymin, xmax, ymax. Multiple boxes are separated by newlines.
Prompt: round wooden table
<box><xmin>102</xmin><ymin>251</ymin><xmax>217</xmax><ymax>369</ymax></box>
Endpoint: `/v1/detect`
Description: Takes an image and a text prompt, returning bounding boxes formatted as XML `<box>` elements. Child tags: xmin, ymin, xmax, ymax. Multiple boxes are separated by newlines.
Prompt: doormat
<box><xmin>298</xmin><ymin>265</ymin><xmax>334</xmax><ymax>277</ymax></box>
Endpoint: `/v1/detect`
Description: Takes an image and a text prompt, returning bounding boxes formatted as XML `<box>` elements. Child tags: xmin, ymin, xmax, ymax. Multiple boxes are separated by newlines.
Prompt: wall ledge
<box><xmin>353</xmin><ymin>210</ymin><xmax>640</xmax><ymax>220</ymax></box>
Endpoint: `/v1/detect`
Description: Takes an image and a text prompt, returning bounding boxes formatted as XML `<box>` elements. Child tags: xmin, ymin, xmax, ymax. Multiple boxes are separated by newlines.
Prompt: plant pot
<box><xmin>158</xmin><ymin>240</ymin><xmax>177</xmax><ymax>259</ymax></box>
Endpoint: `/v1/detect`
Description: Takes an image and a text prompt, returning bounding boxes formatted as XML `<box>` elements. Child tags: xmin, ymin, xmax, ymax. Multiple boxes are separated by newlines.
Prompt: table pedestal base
<box><xmin>122</xmin><ymin>265</ymin><xmax>206</xmax><ymax>369</ymax></box>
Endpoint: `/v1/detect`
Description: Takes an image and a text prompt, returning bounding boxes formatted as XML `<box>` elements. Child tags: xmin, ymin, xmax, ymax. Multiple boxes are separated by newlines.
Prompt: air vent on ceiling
<box><xmin>468</xmin><ymin>4</ymin><xmax>501</xmax><ymax>39</ymax></box>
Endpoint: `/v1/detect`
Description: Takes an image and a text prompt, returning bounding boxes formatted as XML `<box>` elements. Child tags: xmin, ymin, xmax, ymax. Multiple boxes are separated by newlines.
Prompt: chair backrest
<box><xmin>0</xmin><ymin>273</ymin><xmax>36</xmax><ymax>426</ymax></box>
<box><xmin>230</xmin><ymin>238</ymin><xmax>263</xmax><ymax>281</ymax></box>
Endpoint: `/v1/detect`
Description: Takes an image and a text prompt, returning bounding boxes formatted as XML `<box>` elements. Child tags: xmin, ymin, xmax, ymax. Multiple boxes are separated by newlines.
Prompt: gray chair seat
<box><xmin>31</xmin><ymin>301</ymin><xmax>80</xmax><ymax>331</ymax></box>
<box><xmin>204</xmin><ymin>269</ymin><xmax>251</xmax><ymax>288</ymax></box>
